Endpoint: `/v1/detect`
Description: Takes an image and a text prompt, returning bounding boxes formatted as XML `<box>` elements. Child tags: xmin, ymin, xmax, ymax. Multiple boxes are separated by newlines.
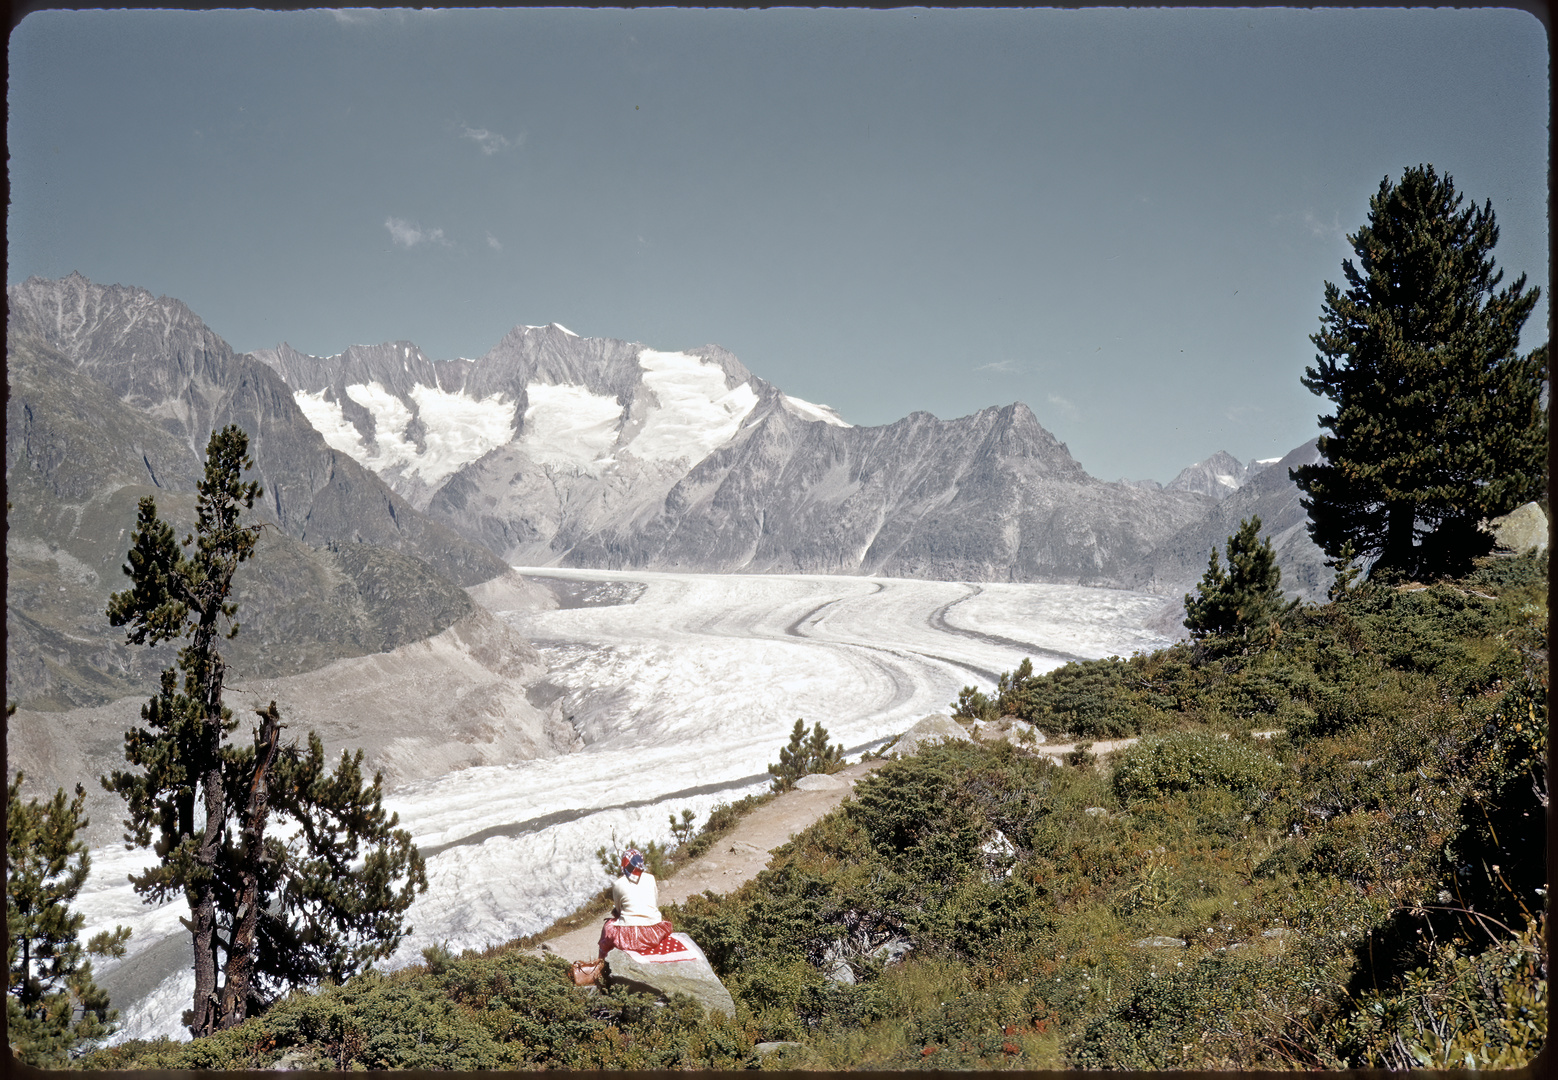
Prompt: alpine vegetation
<box><xmin>101</xmin><ymin>426</ymin><xmax>426</xmax><ymax>1037</ymax></box>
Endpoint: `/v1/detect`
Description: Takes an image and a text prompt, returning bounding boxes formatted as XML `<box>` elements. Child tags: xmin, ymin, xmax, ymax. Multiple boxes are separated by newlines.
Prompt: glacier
<box><xmin>75</xmin><ymin>569</ymin><xmax>1176</xmax><ymax>1043</ymax></box>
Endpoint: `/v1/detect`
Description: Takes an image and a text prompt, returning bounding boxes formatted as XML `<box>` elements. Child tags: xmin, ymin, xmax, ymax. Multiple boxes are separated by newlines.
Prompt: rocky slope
<box><xmin>5</xmin><ymin>275</ymin><xmax>515</xmax><ymax>712</ymax></box>
<box><xmin>7</xmin><ymin>274</ymin><xmax>507</xmax><ymax>587</ymax></box>
<box><xmin>5</xmin><ymin>334</ymin><xmax>481</xmax><ymax>710</ymax></box>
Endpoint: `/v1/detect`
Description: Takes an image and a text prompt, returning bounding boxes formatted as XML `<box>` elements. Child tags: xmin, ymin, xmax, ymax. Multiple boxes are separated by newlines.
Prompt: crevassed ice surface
<box><xmin>630</xmin><ymin>350</ymin><xmax>758</xmax><ymax>461</ymax></box>
<box><xmin>292</xmin><ymin>381</ymin><xmax>514</xmax><ymax>486</ymax></box>
<box><xmin>77</xmin><ymin>570</ymin><xmax>1175</xmax><ymax>1043</ymax></box>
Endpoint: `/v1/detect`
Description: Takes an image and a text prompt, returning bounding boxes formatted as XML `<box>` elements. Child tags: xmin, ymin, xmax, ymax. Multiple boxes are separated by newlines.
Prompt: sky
<box><xmin>7</xmin><ymin>7</ymin><xmax>1549</xmax><ymax>484</ymax></box>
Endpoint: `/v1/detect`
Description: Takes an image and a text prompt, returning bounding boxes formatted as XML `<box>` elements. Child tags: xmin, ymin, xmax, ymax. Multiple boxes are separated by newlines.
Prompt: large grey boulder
<box><xmin>971</xmin><ymin>717</ymin><xmax>1044</xmax><ymax>747</ymax></box>
<box><xmin>891</xmin><ymin>714</ymin><xmax>974</xmax><ymax>757</ymax></box>
<box><xmin>1488</xmin><ymin>502</ymin><xmax>1548</xmax><ymax>554</ymax></box>
<box><xmin>794</xmin><ymin>771</ymin><xmax>849</xmax><ymax>790</ymax></box>
<box><xmin>605</xmin><ymin>934</ymin><xmax>735</xmax><ymax>1018</ymax></box>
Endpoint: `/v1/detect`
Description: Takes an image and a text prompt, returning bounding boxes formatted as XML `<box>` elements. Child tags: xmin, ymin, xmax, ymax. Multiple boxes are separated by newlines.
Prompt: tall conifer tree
<box><xmin>1291</xmin><ymin>165</ymin><xmax>1546</xmax><ymax>578</ymax></box>
<box><xmin>104</xmin><ymin>426</ymin><xmax>426</xmax><ymax>1037</ymax></box>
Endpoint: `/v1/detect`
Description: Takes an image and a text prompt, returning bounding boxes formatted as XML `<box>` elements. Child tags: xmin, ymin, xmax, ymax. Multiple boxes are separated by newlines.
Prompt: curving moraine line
<box><xmin>928</xmin><ymin>585</ymin><xmax>1092</xmax><ymax>666</ymax></box>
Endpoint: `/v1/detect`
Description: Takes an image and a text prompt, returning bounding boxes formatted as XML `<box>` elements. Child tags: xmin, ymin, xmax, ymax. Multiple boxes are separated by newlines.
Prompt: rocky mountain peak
<box><xmin>1165</xmin><ymin>449</ymin><xmax>1263</xmax><ymax>501</ymax></box>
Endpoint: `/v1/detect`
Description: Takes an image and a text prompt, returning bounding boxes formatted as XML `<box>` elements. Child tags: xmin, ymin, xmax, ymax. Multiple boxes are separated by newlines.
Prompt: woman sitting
<box><xmin>598</xmin><ymin>848</ymin><xmax>674</xmax><ymax>958</ymax></box>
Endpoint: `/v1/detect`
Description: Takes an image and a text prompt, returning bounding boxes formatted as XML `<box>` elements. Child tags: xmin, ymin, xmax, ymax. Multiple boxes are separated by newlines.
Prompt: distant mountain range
<box><xmin>6</xmin><ymin>273</ymin><xmax>1332</xmax><ymax>712</ymax></box>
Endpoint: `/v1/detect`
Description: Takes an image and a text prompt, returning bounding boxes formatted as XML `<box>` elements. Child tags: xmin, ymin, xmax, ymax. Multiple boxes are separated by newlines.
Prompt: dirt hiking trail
<box><xmin>538</xmin><ymin>735</ymin><xmax>1137</xmax><ymax>963</ymax></box>
<box><xmin>540</xmin><ymin>758</ymin><xmax>885</xmax><ymax>962</ymax></box>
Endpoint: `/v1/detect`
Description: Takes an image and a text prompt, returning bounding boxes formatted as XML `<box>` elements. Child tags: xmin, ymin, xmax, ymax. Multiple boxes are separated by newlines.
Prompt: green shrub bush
<box><xmin>1112</xmin><ymin>732</ymin><xmax>1281</xmax><ymax>803</ymax></box>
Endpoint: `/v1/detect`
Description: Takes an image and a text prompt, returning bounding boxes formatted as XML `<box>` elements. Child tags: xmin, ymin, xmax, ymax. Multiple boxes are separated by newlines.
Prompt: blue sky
<box><xmin>8</xmin><ymin>7</ymin><xmax>1548</xmax><ymax>484</ymax></box>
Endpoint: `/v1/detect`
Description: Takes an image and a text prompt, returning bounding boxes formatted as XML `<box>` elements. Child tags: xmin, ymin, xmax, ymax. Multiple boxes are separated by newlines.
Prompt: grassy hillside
<box><xmin>76</xmin><ymin>553</ymin><xmax>1547</xmax><ymax>1070</ymax></box>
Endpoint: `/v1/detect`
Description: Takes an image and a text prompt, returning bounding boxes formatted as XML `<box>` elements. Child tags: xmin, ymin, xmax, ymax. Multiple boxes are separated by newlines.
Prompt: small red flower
<box><xmin>1003</xmin><ymin>1042</ymin><xmax>1021</xmax><ymax>1055</ymax></box>
<box><xmin>921</xmin><ymin>1046</ymin><xmax>937</xmax><ymax>1057</ymax></box>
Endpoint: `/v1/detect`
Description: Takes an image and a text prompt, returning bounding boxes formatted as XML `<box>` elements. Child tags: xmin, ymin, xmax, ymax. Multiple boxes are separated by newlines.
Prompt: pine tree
<box><xmin>767</xmin><ymin>719</ymin><xmax>846</xmax><ymax>792</ymax></box>
<box><xmin>102</xmin><ymin>426</ymin><xmax>426</xmax><ymax>1037</ymax></box>
<box><xmin>1183</xmin><ymin>516</ymin><xmax>1291</xmax><ymax>644</ymax></box>
<box><xmin>1291</xmin><ymin>165</ymin><xmax>1547</xmax><ymax>579</ymax></box>
<box><xmin>6</xmin><ymin>769</ymin><xmax>131</xmax><ymax>1066</ymax></box>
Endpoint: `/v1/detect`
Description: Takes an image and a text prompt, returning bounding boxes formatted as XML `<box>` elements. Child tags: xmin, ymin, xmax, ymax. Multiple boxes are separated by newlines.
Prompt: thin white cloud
<box><xmin>1301</xmin><ymin>209</ymin><xmax>1347</xmax><ymax>242</ymax></box>
<box><xmin>460</xmin><ymin>124</ymin><xmax>521</xmax><ymax>156</ymax></box>
<box><xmin>385</xmin><ymin>217</ymin><xmax>450</xmax><ymax>249</ymax></box>
<box><xmin>1047</xmin><ymin>392</ymin><xmax>1078</xmax><ymax>417</ymax></box>
<box><xmin>976</xmin><ymin>359</ymin><xmax>1020</xmax><ymax>374</ymax></box>
<box><xmin>329</xmin><ymin>9</ymin><xmax>408</xmax><ymax>27</ymax></box>
<box><xmin>486</xmin><ymin>234</ymin><xmax>502</xmax><ymax>252</ymax></box>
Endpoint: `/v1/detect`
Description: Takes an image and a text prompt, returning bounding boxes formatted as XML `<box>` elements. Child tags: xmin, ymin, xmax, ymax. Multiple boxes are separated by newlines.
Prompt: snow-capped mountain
<box><xmin>254</xmin><ymin>327</ymin><xmax>1216</xmax><ymax>584</ymax></box>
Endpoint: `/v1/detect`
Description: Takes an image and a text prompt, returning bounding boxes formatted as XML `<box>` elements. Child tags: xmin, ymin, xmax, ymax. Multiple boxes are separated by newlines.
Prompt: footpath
<box><xmin>538</xmin><ymin>733</ymin><xmax>1141</xmax><ymax>963</ymax></box>
<box><xmin>540</xmin><ymin>757</ymin><xmax>887</xmax><ymax>962</ymax></box>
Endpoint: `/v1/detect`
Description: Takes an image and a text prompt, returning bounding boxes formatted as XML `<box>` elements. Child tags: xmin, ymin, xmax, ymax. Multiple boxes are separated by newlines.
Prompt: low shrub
<box><xmin>1112</xmin><ymin>732</ymin><xmax>1281</xmax><ymax>803</ymax></box>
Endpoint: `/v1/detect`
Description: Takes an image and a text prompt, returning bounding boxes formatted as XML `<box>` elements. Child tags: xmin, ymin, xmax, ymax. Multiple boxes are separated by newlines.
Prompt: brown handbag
<box><xmin>571</xmin><ymin>959</ymin><xmax>604</xmax><ymax>986</ymax></box>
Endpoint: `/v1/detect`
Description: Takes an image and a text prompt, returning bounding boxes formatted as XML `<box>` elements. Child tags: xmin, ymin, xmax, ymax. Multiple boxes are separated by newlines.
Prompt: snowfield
<box><xmin>77</xmin><ymin>570</ymin><xmax>1176</xmax><ymax>1043</ymax></box>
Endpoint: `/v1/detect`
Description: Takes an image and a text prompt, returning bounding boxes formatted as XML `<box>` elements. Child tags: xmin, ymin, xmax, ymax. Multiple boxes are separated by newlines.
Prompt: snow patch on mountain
<box><xmin>632</xmin><ymin>349</ymin><xmax>759</xmax><ymax>462</ymax></box>
<box><xmin>293</xmin><ymin>380</ymin><xmax>515</xmax><ymax>486</ymax></box>
<box><xmin>407</xmin><ymin>384</ymin><xmax>517</xmax><ymax>481</ymax></box>
<box><xmin>521</xmin><ymin>383</ymin><xmax>624</xmax><ymax>474</ymax></box>
<box><xmin>781</xmin><ymin>393</ymin><xmax>852</xmax><ymax>427</ymax></box>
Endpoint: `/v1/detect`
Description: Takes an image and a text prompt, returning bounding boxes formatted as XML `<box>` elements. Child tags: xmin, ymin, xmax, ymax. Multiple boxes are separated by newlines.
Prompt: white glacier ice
<box><xmin>520</xmin><ymin>382</ymin><xmax>624</xmax><ymax>473</ymax></box>
<box><xmin>780</xmin><ymin>393</ymin><xmax>852</xmax><ymax>427</ymax></box>
<box><xmin>630</xmin><ymin>350</ymin><xmax>759</xmax><ymax>462</ymax></box>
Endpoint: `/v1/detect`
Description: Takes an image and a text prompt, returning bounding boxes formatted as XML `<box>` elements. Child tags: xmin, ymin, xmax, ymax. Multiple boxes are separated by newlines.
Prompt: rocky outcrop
<box><xmin>889</xmin><ymin>714</ymin><xmax>974</xmax><ymax>757</ymax></box>
<box><xmin>5</xmin><ymin>334</ymin><xmax>489</xmax><ymax>711</ymax></box>
<box><xmin>253</xmin><ymin>304</ymin><xmax>1222</xmax><ymax>587</ymax></box>
<box><xmin>971</xmin><ymin>717</ymin><xmax>1044</xmax><ymax>747</ymax></box>
<box><xmin>604</xmin><ymin>935</ymin><xmax>735</xmax><ymax>1018</ymax></box>
<box><xmin>1165</xmin><ymin>450</ymin><xmax>1270</xmax><ymax>501</ymax></box>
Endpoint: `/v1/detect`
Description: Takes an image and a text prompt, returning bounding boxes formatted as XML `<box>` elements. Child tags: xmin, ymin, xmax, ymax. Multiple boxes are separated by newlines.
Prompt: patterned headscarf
<box><xmin>620</xmin><ymin>848</ymin><xmax>645</xmax><ymax>876</ymax></box>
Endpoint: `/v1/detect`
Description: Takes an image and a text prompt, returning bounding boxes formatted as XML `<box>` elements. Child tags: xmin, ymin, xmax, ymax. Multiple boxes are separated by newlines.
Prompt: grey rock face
<box><xmin>4</xmin><ymin>333</ymin><xmax>482</xmax><ymax>711</ymax></box>
<box><xmin>605</xmin><ymin>936</ymin><xmax>735</xmax><ymax>1018</ymax></box>
<box><xmin>7</xmin><ymin>274</ymin><xmax>507</xmax><ymax>589</ymax></box>
<box><xmin>1165</xmin><ymin>449</ymin><xmax>1266</xmax><ymax>501</ymax></box>
<box><xmin>564</xmin><ymin>396</ymin><xmax>1215</xmax><ymax>584</ymax></box>
<box><xmin>793</xmin><ymin>772</ymin><xmax>849</xmax><ymax>790</ymax></box>
<box><xmin>256</xmin><ymin>314</ymin><xmax>1221</xmax><ymax>587</ymax></box>
<box><xmin>971</xmin><ymin>717</ymin><xmax>1043</xmax><ymax>746</ymax></box>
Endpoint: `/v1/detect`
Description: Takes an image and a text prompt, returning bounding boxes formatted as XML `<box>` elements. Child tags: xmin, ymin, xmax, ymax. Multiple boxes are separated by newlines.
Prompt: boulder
<box><xmin>972</xmin><ymin>717</ymin><xmax>1045</xmax><ymax>746</ymax></box>
<box><xmin>1488</xmin><ymin>502</ymin><xmax>1548</xmax><ymax>554</ymax></box>
<box><xmin>794</xmin><ymin>771</ymin><xmax>848</xmax><ymax>790</ymax></box>
<box><xmin>605</xmin><ymin>934</ymin><xmax>735</xmax><ymax>1018</ymax></box>
<box><xmin>891</xmin><ymin>714</ymin><xmax>973</xmax><ymax>757</ymax></box>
